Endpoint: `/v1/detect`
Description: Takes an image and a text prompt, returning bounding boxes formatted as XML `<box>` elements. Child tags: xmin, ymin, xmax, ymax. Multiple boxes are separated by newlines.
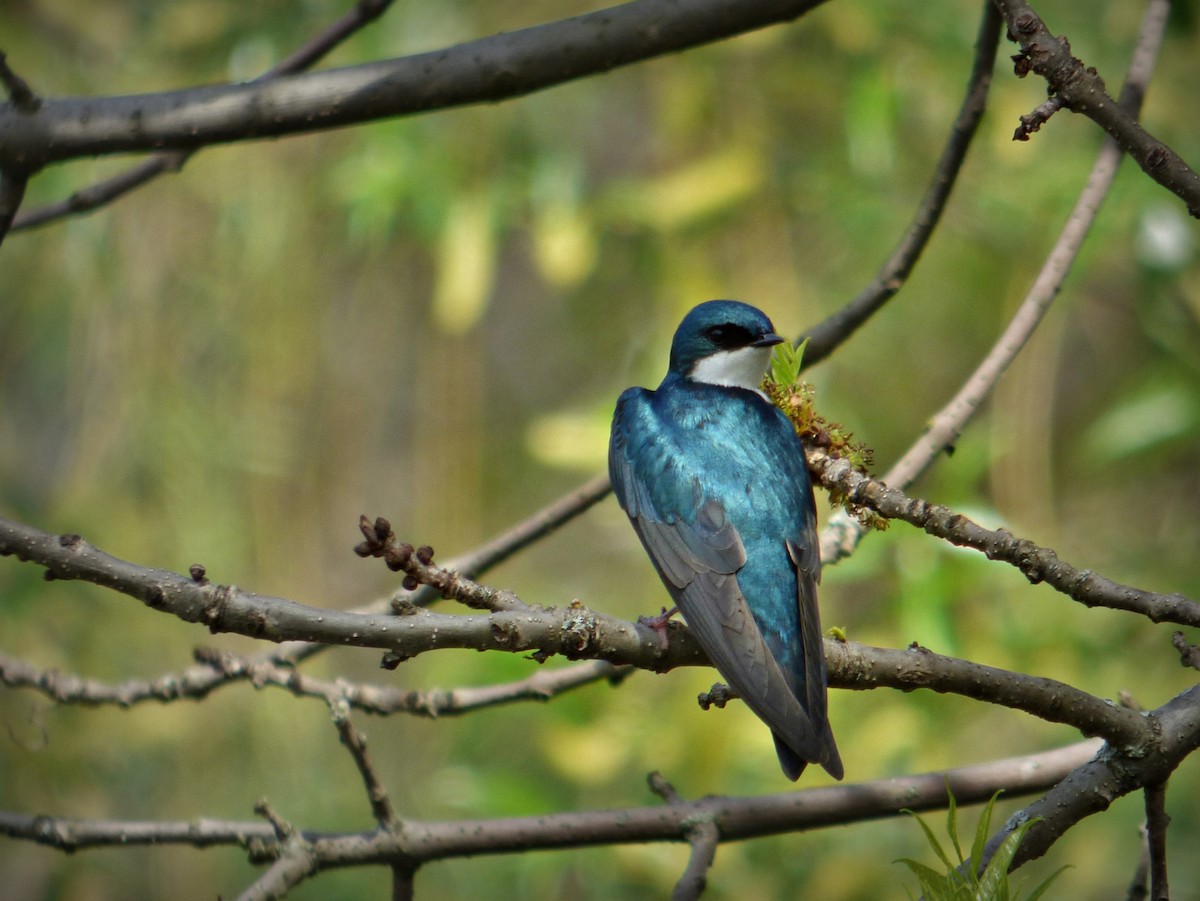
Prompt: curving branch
<box><xmin>11</xmin><ymin>0</ymin><xmax>399</xmax><ymax>232</ymax></box>
<box><xmin>800</xmin><ymin>1</ymin><xmax>1002</xmax><ymax>366</ymax></box>
<box><xmin>0</xmin><ymin>0</ymin><xmax>830</xmax><ymax>172</ymax></box>
<box><xmin>991</xmin><ymin>0</ymin><xmax>1200</xmax><ymax>216</ymax></box>
<box><xmin>981</xmin><ymin>685</ymin><xmax>1200</xmax><ymax>873</ymax></box>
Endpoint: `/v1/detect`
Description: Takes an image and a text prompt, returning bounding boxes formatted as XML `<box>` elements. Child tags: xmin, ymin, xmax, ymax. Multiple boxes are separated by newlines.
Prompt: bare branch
<box><xmin>822</xmin><ymin>0</ymin><xmax>1170</xmax><ymax>561</ymax></box>
<box><xmin>992</xmin><ymin>0</ymin><xmax>1200</xmax><ymax>216</ymax></box>
<box><xmin>0</xmin><ymin>170</ymin><xmax>27</xmax><ymax>247</ymax></box>
<box><xmin>0</xmin><ymin>739</ymin><xmax>1102</xmax><ymax>856</ymax></box>
<box><xmin>801</xmin><ymin>1</ymin><xmax>1002</xmax><ymax>366</ymax></box>
<box><xmin>0</xmin><ymin>513</ymin><xmax>1175</xmax><ymax>746</ymax></box>
<box><xmin>330</xmin><ymin>700</ymin><xmax>400</xmax><ymax>829</ymax></box>
<box><xmin>647</xmin><ymin>772</ymin><xmax>720</xmax><ymax>900</ymax></box>
<box><xmin>403</xmin><ymin>473</ymin><xmax>612</xmax><ymax>609</ymax></box>
<box><xmin>355</xmin><ymin>515</ymin><xmax>530</xmax><ymax>613</ymax></box>
<box><xmin>0</xmin><ymin>0</ymin><xmax>831</xmax><ymax>172</ymax></box>
<box><xmin>0</xmin><ymin>52</ymin><xmax>40</xmax><ymax>111</ymax></box>
<box><xmin>809</xmin><ymin>449</ymin><xmax>1200</xmax><ymax>628</ymax></box>
<box><xmin>11</xmin><ymin>0</ymin><xmax>398</xmax><ymax>232</ymax></box>
<box><xmin>1144</xmin><ymin>781</ymin><xmax>1171</xmax><ymax>901</ymax></box>
<box><xmin>0</xmin><ymin>513</ymin><xmax>704</xmax><ymax>670</ymax></box>
<box><xmin>1</xmin><ymin>638</ymin><xmax>629</xmax><ymax>719</ymax></box>
<box><xmin>981</xmin><ymin>685</ymin><xmax>1200</xmax><ymax>873</ymax></box>
<box><xmin>824</xmin><ymin>641</ymin><xmax>1149</xmax><ymax>748</ymax></box>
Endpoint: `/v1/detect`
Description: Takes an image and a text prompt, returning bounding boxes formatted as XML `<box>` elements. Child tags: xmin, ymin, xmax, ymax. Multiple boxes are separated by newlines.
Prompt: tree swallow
<box><xmin>609</xmin><ymin>300</ymin><xmax>842</xmax><ymax>781</ymax></box>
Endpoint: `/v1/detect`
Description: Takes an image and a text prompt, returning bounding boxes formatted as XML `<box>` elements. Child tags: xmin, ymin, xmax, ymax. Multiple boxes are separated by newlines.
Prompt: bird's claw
<box><xmin>637</xmin><ymin>606</ymin><xmax>679</xmax><ymax>650</ymax></box>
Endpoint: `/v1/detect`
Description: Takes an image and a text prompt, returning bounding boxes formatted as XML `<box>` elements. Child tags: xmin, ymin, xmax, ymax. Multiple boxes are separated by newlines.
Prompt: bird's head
<box><xmin>668</xmin><ymin>300</ymin><xmax>785</xmax><ymax>390</ymax></box>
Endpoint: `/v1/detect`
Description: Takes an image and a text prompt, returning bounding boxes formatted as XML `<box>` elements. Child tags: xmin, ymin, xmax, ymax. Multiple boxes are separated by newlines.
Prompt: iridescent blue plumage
<box><xmin>609</xmin><ymin>300</ymin><xmax>842</xmax><ymax>780</ymax></box>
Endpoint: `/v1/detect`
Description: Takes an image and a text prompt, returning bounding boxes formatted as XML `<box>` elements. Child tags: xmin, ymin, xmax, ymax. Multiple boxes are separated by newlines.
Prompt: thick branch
<box><xmin>0</xmin><ymin>514</ymin><xmax>1168</xmax><ymax>745</ymax></box>
<box><xmin>0</xmin><ymin>0</ymin><xmax>829</xmax><ymax>171</ymax></box>
<box><xmin>982</xmin><ymin>685</ymin><xmax>1200</xmax><ymax>872</ymax></box>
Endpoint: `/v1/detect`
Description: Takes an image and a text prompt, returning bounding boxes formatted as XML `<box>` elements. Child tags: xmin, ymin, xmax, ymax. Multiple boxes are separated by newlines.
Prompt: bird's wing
<box><xmin>788</xmin><ymin>536</ymin><xmax>842</xmax><ymax>779</ymax></box>
<box><xmin>609</xmin><ymin>389</ymin><xmax>828</xmax><ymax>769</ymax></box>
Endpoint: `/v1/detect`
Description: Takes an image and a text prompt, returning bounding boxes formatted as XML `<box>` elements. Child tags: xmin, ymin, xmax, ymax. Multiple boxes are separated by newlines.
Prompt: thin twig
<box><xmin>330</xmin><ymin>699</ymin><xmax>400</xmax><ymax>828</ymax></box>
<box><xmin>0</xmin><ymin>648</ymin><xmax>630</xmax><ymax>716</ymax></box>
<box><xmin>0</xmin><ymin>52</ymin><xmax>40</xmax><ymax>110</ymax></box>
<box><xmin>0</xmin><ymin>170</ymin><xmax>28</xmax><ymax>247</ymax></box>
<box><xmin>647</xmin><ymin>772</ymin><xmax>720</xmax><ymax>900</ymax></box>
<box><xmin>801</xmin><ymin>1</ymin><xmax>1002</xmax><ymax>366</ymax></box>
<box><xmin>1128</xmin><ymin>824</ymin><xmax>1151</xmax><ymax>901</ymax></box>
<box><xmin>1144</xmin><ymin>781</ymin><xmax>1171</xmax><ymax>901</ymax></box>
<box><xmin>404</xmin><ymin>473</ymin><xmax>611</xmax><ymax>608</ymax></box>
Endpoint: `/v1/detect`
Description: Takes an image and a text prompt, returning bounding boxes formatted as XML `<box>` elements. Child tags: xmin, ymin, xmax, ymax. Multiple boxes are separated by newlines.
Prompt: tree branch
<box><xmin>808</xmin><ymin>448</ymin><xmax>1200</xmax><ymax>628</ymax></box>
<box><xmin>647</xmin><ymin>773</ymin><xmax>720</xmax><ymax>901</ymax></box>
<box><xmin>800</xmin><ymin>1</ymin><xmax>1002</xmax><ymax>366</ymax></box>
<box><xmin>0</xmin><ymin>647</ymin><xmax>629</xmax><ymax>717</ymax></box>
<box><xmin>1144</xmin><ymin>780</ymin><xmax>1171</xmax><ymax>901</ymax></box>
<box><xmin>991</xmin><ymin>0</ymin><xmax>1200</xmax><ymax>216</ymax></box>
<box><xmin>0</xmin><ymin>513</ymin><xmax>1174</xmax><ymax>746</ymax></box>
<box><xmin>824</xmin><ymin>640</ymin><xmax>1149</xmax><ymax>748</ymax></box>
<box><xmin>0</xmin><ymin>739</ymin><xmax>1102</xmax><ymax>856</ymax></box>
<box><xmin>980</xmin><ymin>685</ymin><xmax>1200</xmax><ymax>873</ymax></box>
<box><xmin>10</xmin><ymin>0</ymin><xmax>399</xmax><ymax>232</ymax></box>
<box><xmin>330</xmin><ymin>700</ymin><xmax>400</xmax><ymax>829</ymax></box>
<box><xmin>821</xmin><ymin>0</ymin><xmax>1171</xmax><ymax>563</ymax></box>
<box><xmin>0</xmin><ymin>0</ymin><xmax>830</xmax><ymax>172</ymax></box>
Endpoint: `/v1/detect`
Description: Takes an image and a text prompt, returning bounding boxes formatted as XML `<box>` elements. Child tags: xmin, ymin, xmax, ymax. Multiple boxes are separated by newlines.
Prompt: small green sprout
<box><xmin>896</xmin><ymin>788</ymin><xmax>1068</xmax><ymax>901</ymax></box>
<box><xmin>762</xmin><ymin>340</ymin><xmax>887</xmax><ymax>530</ymax></box>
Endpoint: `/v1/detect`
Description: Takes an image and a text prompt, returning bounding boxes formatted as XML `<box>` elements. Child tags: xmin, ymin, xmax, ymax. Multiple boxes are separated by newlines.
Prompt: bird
<box><xmin>608</xmin><ymin>299</ymin><xmax>842</xmax><ymax>781</ymax></box>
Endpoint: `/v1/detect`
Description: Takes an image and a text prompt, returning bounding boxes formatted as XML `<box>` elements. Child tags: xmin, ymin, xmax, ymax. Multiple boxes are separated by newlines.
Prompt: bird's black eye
<box><xmin>704</xmin><ymin>324</ymin><xmax>753</xmax><ymax>348</ymax></box>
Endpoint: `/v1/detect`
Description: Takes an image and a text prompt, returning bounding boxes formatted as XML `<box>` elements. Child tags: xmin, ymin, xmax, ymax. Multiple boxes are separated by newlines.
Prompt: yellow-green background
<box><xmin>3</xmin><ymin>0</ymin><xmax>1200</xmax><ymax>898</ymax></box>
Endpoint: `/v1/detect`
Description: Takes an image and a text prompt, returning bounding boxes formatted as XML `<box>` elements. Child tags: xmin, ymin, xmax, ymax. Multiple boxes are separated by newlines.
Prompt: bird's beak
<box><xmin>752</xmin><ymin>333</ymin><xmax>786</xmax><ymax>348</ymax></box>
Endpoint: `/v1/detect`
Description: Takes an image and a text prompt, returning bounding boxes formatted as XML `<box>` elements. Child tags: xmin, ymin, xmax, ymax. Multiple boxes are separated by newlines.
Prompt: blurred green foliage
<box><xmin>3</xmin><ymin>0</ymin><xmax>1200</xmax><ymax>898</ymax></box>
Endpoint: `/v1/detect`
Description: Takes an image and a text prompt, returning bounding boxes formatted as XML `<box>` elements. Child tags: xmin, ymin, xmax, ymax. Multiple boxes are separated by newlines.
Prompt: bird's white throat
<box><xmin>688</xmin><ymin>345</ymin><xmax>774</xmax><ymax>392</ymax></box>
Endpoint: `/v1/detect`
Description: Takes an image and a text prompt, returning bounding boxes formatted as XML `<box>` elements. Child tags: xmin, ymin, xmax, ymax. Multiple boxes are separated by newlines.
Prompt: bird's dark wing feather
<box><xmin>610</xmin><ymin>389</ymin><xmax>830</xmax><ymax>773</ymax></box>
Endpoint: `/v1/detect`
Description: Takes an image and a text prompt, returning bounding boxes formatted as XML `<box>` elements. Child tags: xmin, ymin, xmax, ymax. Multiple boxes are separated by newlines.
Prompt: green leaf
<box><xmin>902</xmin><ymin>808</ymin><xmax>955</xmax><ymax>871</ymax></box>
<box><xmin>970</xmin><ymin>791</ymin><xmax>1005</xmax><ymax>882</ymax></box>
<box><xmin>1022</xmin><ymin>864</ymin><xmax>1070</xmax><ymax>901</ymax></box>
<box><xmin>895</xmin><ymin>858</ymin><xmax>954</xmax><ymax>899</ymax></box>
<box><xmin>946</xmin><ymin>784</ymin><xmax>965</xmax><ymax>868</ymax></box>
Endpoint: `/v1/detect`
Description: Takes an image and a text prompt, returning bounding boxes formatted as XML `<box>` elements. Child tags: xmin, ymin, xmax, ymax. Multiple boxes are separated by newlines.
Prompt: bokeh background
<box><xmin>3</xmin><ymin>0</ymin><xmax>1200</xmax><ymax>898</ymax></box>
